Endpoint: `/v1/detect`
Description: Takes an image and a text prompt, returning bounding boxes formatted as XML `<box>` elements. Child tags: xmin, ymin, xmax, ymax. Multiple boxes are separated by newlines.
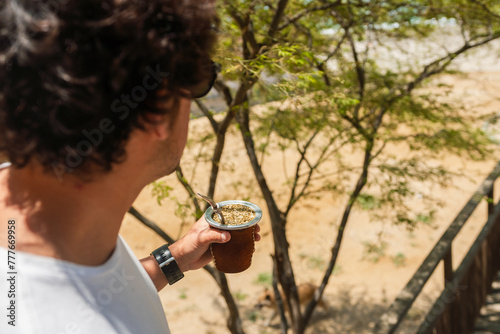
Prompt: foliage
<box><xmin>253</xmin><ymin>272</ymin><xmax>273</xmax><ymax>287</ymax></box>
<box><xmin>233</xmin><ymin>291</ymin><xmax>249</xmax><ymax>301</ymax></box>
<box><xmin>363</xmin><ymin>240</ymin><xmax>388</xmax><ymax>263</ymax></box>
<box><xmin>150</xmin><ymin>181</ymin><xmax>173</xmax><ymax>206</ymax></box>
<box><xmin>391</xmin><ymin>252</ymin><xmax>407</xmax><ymax>267</ymax></box>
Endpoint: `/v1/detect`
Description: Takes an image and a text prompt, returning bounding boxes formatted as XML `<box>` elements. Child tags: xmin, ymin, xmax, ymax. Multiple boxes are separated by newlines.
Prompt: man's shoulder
<box><xmin>1</xmin><ymin>237</ymin><xmax>169</xmax><ymax>333</ymax></box>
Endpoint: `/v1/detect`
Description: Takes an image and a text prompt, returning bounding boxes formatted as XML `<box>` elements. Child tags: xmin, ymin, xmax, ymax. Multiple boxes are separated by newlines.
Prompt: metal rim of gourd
<box><xmin>205</xmin><ymin>200</ymin><xmax>263</xmax><ymax>231</ymax></box>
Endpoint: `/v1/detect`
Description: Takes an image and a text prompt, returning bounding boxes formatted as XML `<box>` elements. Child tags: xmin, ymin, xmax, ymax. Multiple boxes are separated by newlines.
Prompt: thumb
<box><xmin>203</xmin><ymin>228</ymin><xmax>231</xmax><ymax>244</ymax></box>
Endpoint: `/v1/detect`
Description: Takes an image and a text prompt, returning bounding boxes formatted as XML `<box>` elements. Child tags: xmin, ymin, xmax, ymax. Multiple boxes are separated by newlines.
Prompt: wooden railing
<box><xmin>374</xmin><ymin>160</ymin><xmax>500</xmax><ymax>334</ymax></box>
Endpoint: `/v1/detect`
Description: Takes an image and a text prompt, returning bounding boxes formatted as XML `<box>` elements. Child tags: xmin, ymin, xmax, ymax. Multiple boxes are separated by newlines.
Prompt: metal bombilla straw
<box><xmin>197</xmin><ymin>193</ymin><xmax>226</xmax><ymax>225</ymax></box>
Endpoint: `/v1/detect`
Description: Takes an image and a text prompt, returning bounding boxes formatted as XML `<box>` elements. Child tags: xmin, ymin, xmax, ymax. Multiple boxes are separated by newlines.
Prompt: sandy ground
<box><xmin>119</xmin><ymin>71</ymin><xmax>500</xmax><ymax>334</ymax></box>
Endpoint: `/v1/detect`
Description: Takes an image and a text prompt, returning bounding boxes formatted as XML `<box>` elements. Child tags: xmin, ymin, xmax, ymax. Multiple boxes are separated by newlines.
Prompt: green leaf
<box><xmin>150</xmin><ymin>181</ymin><xmax>173</xmax><ymax>206</ymax></box>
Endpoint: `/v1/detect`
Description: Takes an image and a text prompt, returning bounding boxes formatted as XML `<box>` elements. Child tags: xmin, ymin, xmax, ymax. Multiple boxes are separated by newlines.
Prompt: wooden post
<box><xmin>443</xmin><ymin>248</ymin><xmax>455</xmax><ymax>334</ymax></box>
<box><xmin>487</xmin><ymin>187</ymin><xmax>494</xmax><ymax>216</ymax></box>
<box><xmin>444</xmin><ymin>248</ymin><xmax>453</xmax><ymax>283</ymax></box>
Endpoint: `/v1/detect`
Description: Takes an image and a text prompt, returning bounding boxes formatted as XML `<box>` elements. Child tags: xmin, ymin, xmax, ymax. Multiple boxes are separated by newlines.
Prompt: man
<box><xmin>0</xmin><ymin>0</ymin><xmax>260</xmax><ymax>333</ymax></box>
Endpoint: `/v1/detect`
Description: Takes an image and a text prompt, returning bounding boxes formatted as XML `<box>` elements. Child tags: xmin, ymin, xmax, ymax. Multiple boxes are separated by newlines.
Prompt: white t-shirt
<box><xmin>0</xmin><ymin>163</ymin><xmax>170</xmax><ymax>334</ymax></box>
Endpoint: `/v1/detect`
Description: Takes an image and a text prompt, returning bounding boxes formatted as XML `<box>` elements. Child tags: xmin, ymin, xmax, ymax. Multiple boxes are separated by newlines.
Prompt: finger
<box><xmin>201</xmin><ymin>227</ymin><xmax>231</xmax><ymax>244</ymax></box>
<box><xmin>192</xmin><ymin>250</ymin><xmax>215</xmax><ymax>270</ymax></box>
<box><xmin>254</xmin><ymin>224</ymin><xmax>261</xmax><ymax>242</ymax></box>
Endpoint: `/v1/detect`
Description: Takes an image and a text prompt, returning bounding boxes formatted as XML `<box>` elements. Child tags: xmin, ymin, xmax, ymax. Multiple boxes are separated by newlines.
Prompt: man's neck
<box><xmin>0</xmin><ymin>162</ymin><xmax>148</xmax><ymax>266</ymax></box>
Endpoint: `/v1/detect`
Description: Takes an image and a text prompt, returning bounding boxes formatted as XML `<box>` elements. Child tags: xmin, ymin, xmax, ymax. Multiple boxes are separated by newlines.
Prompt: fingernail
<box><xmin>221</xmin><ymin>232</ymin><xmax>228</xmax><ymax>241</ymax></box>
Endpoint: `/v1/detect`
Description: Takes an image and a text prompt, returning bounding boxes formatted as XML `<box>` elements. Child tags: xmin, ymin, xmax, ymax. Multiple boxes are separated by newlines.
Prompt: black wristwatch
<box><xmin>151</xmin><ymin>244</ymin><xmax>184</xmax><ymax>285</ymax></box>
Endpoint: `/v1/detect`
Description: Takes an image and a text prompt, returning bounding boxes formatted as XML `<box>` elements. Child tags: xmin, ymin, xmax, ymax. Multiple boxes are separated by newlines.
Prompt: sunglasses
<box><xmin>186</xmin><ymin>61</ymin><xmax>221</xmax><ymax>99</ymax></box>
<box><xmin>146</xmin><ymin>61</ymin><xmax>220</xmax><ymax>110</ymax></box>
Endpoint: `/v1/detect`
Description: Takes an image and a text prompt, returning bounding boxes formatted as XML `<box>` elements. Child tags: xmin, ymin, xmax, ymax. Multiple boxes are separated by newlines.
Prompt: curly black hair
<box><xmin>0</xmin><ymin>0</ymin><xmax>217</xmax><ymax>174</ymax></box>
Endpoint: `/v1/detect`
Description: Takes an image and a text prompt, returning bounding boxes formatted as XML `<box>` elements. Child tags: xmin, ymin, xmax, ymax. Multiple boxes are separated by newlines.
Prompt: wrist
<box><xmin>168</xmin><ymin>242</ymin><xmax>189</xmax><ymax>273</ymax></box>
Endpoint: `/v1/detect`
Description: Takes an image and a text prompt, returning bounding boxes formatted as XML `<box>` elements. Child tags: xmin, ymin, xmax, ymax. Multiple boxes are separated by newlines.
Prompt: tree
<box><xmin>129</xmin><ymin>1</ymin><xmax>500</xmax><ymax>333</ymax></box>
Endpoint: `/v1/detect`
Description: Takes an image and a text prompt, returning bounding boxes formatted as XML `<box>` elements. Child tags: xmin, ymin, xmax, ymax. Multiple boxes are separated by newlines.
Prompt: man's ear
<box><xmin>141</xmin><ymin>94</ymin><xmax>182</xmax><ymax>140</ymax></box>
<box><xmin>141</xmin><ymin>111</ymin><xmax>178</xmax><ymax>140</ymax></box>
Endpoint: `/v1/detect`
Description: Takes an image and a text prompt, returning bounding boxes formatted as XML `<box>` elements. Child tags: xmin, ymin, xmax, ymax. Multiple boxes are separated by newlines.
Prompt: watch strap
<box><xmin>151</xmin><ymin>244</ymin><xmax>184</xmax><ymax>285</ymax></box>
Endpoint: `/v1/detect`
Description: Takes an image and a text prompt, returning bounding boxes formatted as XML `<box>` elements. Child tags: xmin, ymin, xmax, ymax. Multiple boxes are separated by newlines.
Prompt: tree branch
<box><xmin>470</xmin><ymin>0</ymin><xmax>500</xmax><ymax>20</ymax></box>
<box><xmin>285</xmin><ymin>130</ymin><xmax>321</xmax><ymax>216</ymax></box>
<box><xmin>128</xmin><ymin>206</ymin><xmax>176</xmax><ymax>244</ymax></box>
<box><xmin>175</xmin><ymin>166</ymin><xmax>203</xmax><ymax>219</ymax></box>
<box><xmin>214</xmin><ymin>79</ymin><xmax>234</xmax><ymax>107</ymax></box>
<box><xmin>286</xmin><ymin>132</ymin><xmax>341</xmax><ymax>216</ymax></box>
<box><xmin>225</xmin><ymin>3</ymin><xmax>261</xmax><ymax>58</ymax></box>
<box><xmin>267</xmin><ymin>0</ymin><xmax>290</xmax><ymax>42</ymax></box>
<box><xmin>315</xmin><ymin>29</ymin><xmax>349</xmax><ymax>86</ymax></box>
<box><xmin>319</xmin><ymin>28</ymin><xmax>349</xmax><ymax>66</ymax></box>
<box><xmin>404</xmin><ymin>32</ymin><xmax>500</xmax><ymax>95</ymax></box>
<box><xmin>206</xmin><ymin>107</ymin><xmax>237</xmax><ymax>203</ymax></box>
<box><xmin>278</xmin><ymin>1</ymin><xmax>342</xmax><ymax>31</ymax></box>
<box><xmin>345</xmin><ymin>28</ymin><xmax>365</xmax><ymax>120</ymax></box>
<box><xmin>194</xmin><ymin>99</ymin><xmax>219</xmax><ymax>133</ymax></box>
<box><xmin>343</xmin><ymin>114</ymin><xmax>370</xmax><ymax>139</ymax></box>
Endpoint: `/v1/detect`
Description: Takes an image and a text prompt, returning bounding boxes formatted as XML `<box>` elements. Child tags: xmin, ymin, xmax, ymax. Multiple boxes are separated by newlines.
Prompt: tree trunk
<box><xmin>235</xmin><ymin>104</ymin><xmax>303</xmax><ymax>333</ymax></box>
<box><xmin>204</xmin><ymin>266</ymin><xmax>246</xmax><ymax>334</ymax></box>
<box><xmin>301</xmin><ymin>139</ymin><xmax>374</xmax><ymax>331</ymax></box>
<box><xmin>273</xmin><ymin>255</ymin><xmax>289</xmax><ymax>333</ymax></box>
<box><xmin>207</xmin><ymin>111</ymin><xmax>237</xmax><ymax>201</ymax></box>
